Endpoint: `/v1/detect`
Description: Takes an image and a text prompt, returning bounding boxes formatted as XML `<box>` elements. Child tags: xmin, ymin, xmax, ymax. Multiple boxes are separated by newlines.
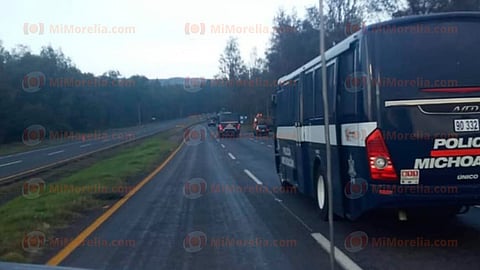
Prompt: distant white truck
<box><xmin>217</xmin><ymin>112</ymin><xmax>241</xmax><ymax>138</ymax></box>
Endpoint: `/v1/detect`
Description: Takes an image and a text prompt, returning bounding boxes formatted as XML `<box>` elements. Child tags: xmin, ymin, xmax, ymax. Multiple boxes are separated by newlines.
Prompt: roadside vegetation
<box><xmin>0</xmin><ymin>128</ymin><xmax>181</xmax><ymax>263</ymax></box>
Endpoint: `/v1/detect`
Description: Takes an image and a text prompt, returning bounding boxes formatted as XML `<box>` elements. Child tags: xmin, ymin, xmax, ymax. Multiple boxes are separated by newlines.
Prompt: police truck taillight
<box><xmin>366</xmin><ymin>129</ymin><xmax>398</xmax><ymax>181</ymax></box>
<box><xmin>218</xmin><ymin>124</ymin><xmax>223</xmax><ymax>131</ymax></box>
<box><xmin>236</xmin><ymin>123</ymin><xmax>241</xmax><ymax>130</ymax></box>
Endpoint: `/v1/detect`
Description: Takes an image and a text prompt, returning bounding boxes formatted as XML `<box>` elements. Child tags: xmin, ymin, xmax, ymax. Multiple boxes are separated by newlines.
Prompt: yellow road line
<box><xmin>46</xmin><ymin>141</ymin><xmax>184</xmax><ymax>266</ymax></box>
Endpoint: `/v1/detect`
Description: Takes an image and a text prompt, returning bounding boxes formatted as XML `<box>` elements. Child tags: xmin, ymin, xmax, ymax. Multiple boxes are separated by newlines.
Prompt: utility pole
<box><xmin>137</xmin><ymin>102</ymin><xmax>142</xmax><ymax>126</ymax></box>
<box><xmin>319</xmin><ymin>0</ymin><xmax>335</xmax><ymax>269</ymax></box>
<box><xmin>266</xmin><ymin>98</ymin><xmax>269</xmax><ymax>118</ymax></box>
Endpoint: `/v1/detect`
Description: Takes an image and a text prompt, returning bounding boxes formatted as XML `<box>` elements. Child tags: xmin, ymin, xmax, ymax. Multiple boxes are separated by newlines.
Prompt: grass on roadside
<box><xmin>0</xmin><ymin>130</ymin><xmax>179</xmax><ymax>263</ymax></box>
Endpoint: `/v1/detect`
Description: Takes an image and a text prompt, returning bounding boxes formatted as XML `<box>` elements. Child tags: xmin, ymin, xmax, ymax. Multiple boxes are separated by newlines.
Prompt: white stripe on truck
<box><xmin>276</xmin><ymin>122</ymin><xmax>377</xmax><ymax>147</ymax></box>
<box><xmin>385</xmin><ymin>97</ymin><xmax>480</xmax><ymax>107</ymax></box>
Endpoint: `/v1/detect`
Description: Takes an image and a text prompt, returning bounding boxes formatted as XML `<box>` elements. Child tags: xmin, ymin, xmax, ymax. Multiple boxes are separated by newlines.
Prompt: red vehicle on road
<box><xmin>253</xmin><ymin>113</ymin><xmax>270</xmax><ymax>136</ymax></box>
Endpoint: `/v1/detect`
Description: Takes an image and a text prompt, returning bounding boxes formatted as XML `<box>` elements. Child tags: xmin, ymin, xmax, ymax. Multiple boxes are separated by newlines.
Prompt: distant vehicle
<box><xmin>218</xmin><ymin>112</ymin><xmax>241</xmax><ymax>137</ymax></box>
<box><xmin>253</xmin><ymin>113</ymin><xmax>270</xmax><ymax>136</ymax></box>
<box><xmin>207</xmin><ymin>117</ymin><xmax>217</xmax><ymax>126</ymax></box>
<box><xmin>274</xmin><ymin>13</ymin><xmax>480</xmax><ymax>221</ymax></box>
<box><xmin>254</xmin><ymin>124</ymin><xmax>269</xmax><ymax>136</ymax></box>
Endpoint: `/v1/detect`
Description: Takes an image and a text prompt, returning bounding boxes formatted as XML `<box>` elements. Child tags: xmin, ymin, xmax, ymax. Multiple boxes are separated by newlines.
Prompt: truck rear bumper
<box><xmin>345</xmin><ymin>183</ymin><xmax>480</xmax><ymax>219</ymax></box>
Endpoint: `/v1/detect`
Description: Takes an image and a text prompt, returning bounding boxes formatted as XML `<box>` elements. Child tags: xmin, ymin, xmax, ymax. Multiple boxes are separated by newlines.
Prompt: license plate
<box><xmin>454</xmin><ymin>119</ymin><xmax>479</xmax><ymax>132</ymax></box>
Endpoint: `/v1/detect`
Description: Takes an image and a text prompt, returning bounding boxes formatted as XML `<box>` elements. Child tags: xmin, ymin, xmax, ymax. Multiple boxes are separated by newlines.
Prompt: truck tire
<box><xmin>315</xmin><ymin>169</ymin><xmax>329</xmax><ymax>221</ymax></box>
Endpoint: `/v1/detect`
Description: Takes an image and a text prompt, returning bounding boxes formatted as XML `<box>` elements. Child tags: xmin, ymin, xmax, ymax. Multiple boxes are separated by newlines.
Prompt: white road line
<box><xmin>0</xmin><ymin>143</ymin><xmax>71</xmax><ymax>158</ymax></box>
<box><xmin>238</xmin><ymin>172</ymin><xmax>357</xmax><ymax>269</ymax></box>
<box><xmin>311</xmin><ymin>233</ymin><xmax>363</xmax><ymax>270</ymax></box>
<box><xmin>267</xmin><ymin>145</ymin><xmax>273</xmax><ymax>148</ymax></box>
<box><xmin>0</xmin><ymin>160</ymin><xmax>23</xmax><ymax>168</ymax></box>
<box><xmin>47</xmin><ymin>150</ymin><xmax>65</xmax><ymax>156</ymax></box>
<box><xmin>475</xmin><ymin>206</ymin><xmax>480</xmax><ymax>209</ymax></box>
<box><xmin>221</xmin><ymin>144</ymin><xmax>225</xmax><ymax>148</ymax></box>
<box><xmin>228</xmin><ymin>153</ymin><xmax>236</xmax><ymax>160</ymax></box>
<box><xmin>79</xmin><ymin>143</ymin><xmax>92</xmax><ymax>148</ymax></box>
<box><xmin>260</xmin><ymin>142</ymin><xmax>265</xmax><ymax>144</ymax></box>
<box><xmin>243</xmin><ymin>169</ymin><xmax>263</xmax><ymax>185</ymax></box>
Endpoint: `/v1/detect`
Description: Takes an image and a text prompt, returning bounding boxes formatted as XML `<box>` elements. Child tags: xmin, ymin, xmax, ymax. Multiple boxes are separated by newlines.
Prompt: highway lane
<box><xmin>59</xmin><ymin>126</ymin><xmax>336</xmax><ymax>270</ymax></box>
<box><xmin>0</xmin><ymin>117</ymin><xmax>197</xmax><ymax>181</ymax></box>
<box><xmin>220</xmin><ymin>130</ymin><xmax>480</xmax><ymax>270</ymax></box>
<box><xmin>57</xmin><ymin>125</ymin><xmax>480</xmax><ymax>270</ymax></box>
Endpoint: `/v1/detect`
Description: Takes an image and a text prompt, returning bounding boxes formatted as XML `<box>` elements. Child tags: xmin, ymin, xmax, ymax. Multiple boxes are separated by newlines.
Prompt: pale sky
<box><xmin>0</xmin><ymin>0</ymin><xmax>318</xmax><ymax>79</ymax></box>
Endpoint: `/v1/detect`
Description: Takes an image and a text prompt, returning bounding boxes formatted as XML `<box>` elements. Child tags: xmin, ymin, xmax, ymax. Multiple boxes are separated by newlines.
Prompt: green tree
<box><xmin>218</xmin><ymin>37</ymin><xmax>247</xmax><ymax>82</ymax></box>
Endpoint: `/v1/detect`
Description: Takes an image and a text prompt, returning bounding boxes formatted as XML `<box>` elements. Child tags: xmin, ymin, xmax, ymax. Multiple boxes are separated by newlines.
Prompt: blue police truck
<box><xmin>273</xmin><ymin>12</ymin><xmax>480</xmax><ymax>220</ymax></box>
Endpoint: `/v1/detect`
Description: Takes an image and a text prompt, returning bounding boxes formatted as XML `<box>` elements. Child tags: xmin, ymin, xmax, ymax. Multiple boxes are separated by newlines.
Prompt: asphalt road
<box><xmin>0</xmin><ymin>118</ymin><xmax>194</xmax><ymax>182</ymax></box>
<box><xmin>48</xmin><ymin>126</ymin><xmax>480</xmax><ymax>270</ymax></box>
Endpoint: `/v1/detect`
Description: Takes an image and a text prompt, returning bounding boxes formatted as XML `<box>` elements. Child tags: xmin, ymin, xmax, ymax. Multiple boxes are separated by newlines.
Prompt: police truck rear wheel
<box><xmin>316</xmin><ymin>173</ymin><xmax>329</xmax><ymax>221</ymax></box>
